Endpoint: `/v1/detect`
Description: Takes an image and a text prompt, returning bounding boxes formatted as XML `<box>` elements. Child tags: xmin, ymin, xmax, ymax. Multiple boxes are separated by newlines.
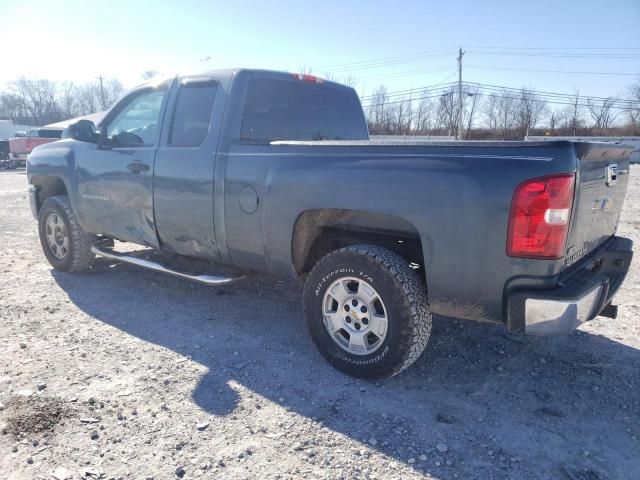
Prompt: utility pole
<box><xmin>457</xmin><ymin>47</ymin><xmax>464</xmax><ymax>140</ymax></box>
<box><xmin>97</xmin><ymin>76</ymin><xmax>106</xmax><ymax>110</ymax></box>
<box><xmin>572</xmin><ymin>90</ymin><xmax>579</xmax><ymax>138</ymax></box>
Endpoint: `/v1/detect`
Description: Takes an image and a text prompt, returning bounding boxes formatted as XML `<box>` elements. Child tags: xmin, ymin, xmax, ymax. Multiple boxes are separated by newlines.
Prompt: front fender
<box><xmin>27</xmin><ymin>140</ymin><xmax>85</xmax><ymax>226</ymax></box>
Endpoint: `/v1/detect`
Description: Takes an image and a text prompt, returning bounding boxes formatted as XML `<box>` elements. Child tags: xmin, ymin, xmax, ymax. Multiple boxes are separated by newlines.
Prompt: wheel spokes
<box><xmin>321</xmin><ymin>276</ymin><xmax>389</xmax><ymax>356</ymax></box>
<box><xmin>328</xmin><ymin>279</ymin><xmax>353</xmax><ymax>305</ymax></box>
<box><xmin>367</xmin><ymin>314</ymin><xmax>388</xmax><ymax>338</ymax></box>
<box><xmin>45</xmin><ymin>213</ymin><xmax>68</xmax><ymax>259</ymax></box>
<box><xmin>323</xmin><ymin>311</ymin><xmax>343</xmax><ymax>334</ymax></box>
<box><xmin>347</xmin><ymin>331</ymin><xmax>368</xmax><ymax>353</ymax></box>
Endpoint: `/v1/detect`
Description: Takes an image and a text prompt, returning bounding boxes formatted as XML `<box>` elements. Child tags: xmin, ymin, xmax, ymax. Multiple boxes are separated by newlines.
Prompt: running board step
<box><xmin>91</xmin><ymin>246</ymin><xmax>244</xmax><ymax>285</ymax></box>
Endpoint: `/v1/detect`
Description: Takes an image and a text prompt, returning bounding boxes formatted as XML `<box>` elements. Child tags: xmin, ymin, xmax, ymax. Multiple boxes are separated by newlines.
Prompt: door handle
<box><xmin>127</xmin><ymin>161</ymin><xmax>149</xmax><ymax>174</ymax></box>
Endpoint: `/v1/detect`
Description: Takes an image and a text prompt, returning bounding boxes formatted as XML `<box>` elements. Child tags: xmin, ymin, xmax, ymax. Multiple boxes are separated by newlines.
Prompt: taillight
<box><xmin>507</xmin><ymin>174</ymin><xmax>575</xmax><ymax>259</ymax></box>
<box><xmin>291</xmin><ymin>73</ymin><xmax>324</xmax><ymax>83</ymax></box>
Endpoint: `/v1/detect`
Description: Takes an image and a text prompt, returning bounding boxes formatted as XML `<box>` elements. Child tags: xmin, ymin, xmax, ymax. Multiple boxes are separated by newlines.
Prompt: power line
<box><xmin>319</xmin><ymin>46</ymin><xmax>640</xmax><ymax>72</ymax></box>
<box><xmin>356</xmin><ymin>65</ymin><xmax>452</xmax><ymax>81</ymax></box>
<box><xmin>361</xmin><ymin>91</ymin><xmax>456</xmax><ymax>108</ymax></box>
<box><xmin>466</xmin><ymin>46</ymin><xmax>640</xmax><ymax>51</ymax></box>
<box><xmin>361</xmin><ymin>80</ymin><xmax>639</xmax><ymax>106</ymax></box>
<box><xmin>359</xmin><ymin>82</ymin><xmax>458</xmax><ymax>101</ymax></box>
<box><xmin>466</xmin><ymin>65</ymin><xmax>639</xmax><ymax>76</ymax></box>
<box><xmin>465</xmin><ymin>84</ymin><xmax>637</xmax><ymax>109</ymax></box>
<box><xmin>314</xmin><ymin>47</ymin><xmax>456</xmax><ymax>71</ymax></box>
<box><xmin>322</xmin><ymin>52</ymin><xmax>454</xmax><ymax>74</ymax></box>
<box><xmin>463</xmin><ymin>81</ymin><xmax>625</xmax><ymax>102</ymax></box>
<box><xmin>361</xmin><ymin>80</ymin><xmax>640</xmax><ymax>110</ymax></box>
<box><xmin>468</xmin><ymin>50</ymin><xmax>640</xmax><ymax>59</ymax></box>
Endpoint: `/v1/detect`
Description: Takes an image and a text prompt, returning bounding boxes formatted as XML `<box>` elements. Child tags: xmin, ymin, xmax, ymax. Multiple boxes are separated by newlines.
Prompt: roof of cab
<box><xmin>135</xmin><ymin>68</ymin><xmax>354</xmax><ymax>91</ymax></box>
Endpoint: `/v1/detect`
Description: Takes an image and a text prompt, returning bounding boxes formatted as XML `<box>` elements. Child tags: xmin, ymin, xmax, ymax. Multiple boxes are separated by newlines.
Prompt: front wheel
<box><xmin>38</xmin><ymin>195</ymin><xmax>95</xmax><ymax>272</ymax></box>
<box><xmin>303</xmin><ymin>245</ymin><xmax>432</xmax><ymax>379</ymax></box>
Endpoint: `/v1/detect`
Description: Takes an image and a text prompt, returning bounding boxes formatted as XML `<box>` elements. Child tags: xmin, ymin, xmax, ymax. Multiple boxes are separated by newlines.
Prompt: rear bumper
<box><xmin>507</xmin><ymin>236</ymin><xmax>633</xmax><ymax>336</ymax></box>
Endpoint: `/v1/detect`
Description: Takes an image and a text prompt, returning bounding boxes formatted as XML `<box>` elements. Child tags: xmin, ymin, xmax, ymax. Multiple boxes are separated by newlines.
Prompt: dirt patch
<box><xmin>3</xmin><ymin>395</ymin><xmax>72</xmax><ymax>437</ymax></box>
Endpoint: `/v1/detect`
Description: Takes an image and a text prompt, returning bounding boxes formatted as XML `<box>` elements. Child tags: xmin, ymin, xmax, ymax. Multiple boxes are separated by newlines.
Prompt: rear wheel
<box><xmin>303</xmin><ymin>244</ymin><xmax>432</xmax><ymax>379</ymax></box>
<box><xmin>38</xmin><ymin>196</ymin><xmax>94</xmax><ymax>272</ymax></box>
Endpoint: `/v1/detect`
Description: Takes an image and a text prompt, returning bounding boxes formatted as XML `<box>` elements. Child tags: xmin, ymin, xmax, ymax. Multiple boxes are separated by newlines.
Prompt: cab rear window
<box><xmin>240</xmin><ymin>78</ymin><xmax>368</xmax><ymax>142</ymax></box>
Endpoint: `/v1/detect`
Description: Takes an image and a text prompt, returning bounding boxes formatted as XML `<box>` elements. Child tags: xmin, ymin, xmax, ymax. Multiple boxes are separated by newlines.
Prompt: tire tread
<box><xmin>304</xmin><ymin>244</ymin><xmax>432</xmax><ymax>378</ymax></box>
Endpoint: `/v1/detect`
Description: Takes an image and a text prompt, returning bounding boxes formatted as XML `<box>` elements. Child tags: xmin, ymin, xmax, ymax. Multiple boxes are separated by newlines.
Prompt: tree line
<box><xmin>0</xmin><ymin>77</ymin><xmax>124</xmax><ymax>126</ymax></box>
<box><xmin>361</xmin><ymin>80</ymin><xmax>640</xmax><ymax>139</ymax></box>
<box><xmin>2</xmin><ymin>72</ymin><xmax>639</xmax><ymax>139</ymax></box>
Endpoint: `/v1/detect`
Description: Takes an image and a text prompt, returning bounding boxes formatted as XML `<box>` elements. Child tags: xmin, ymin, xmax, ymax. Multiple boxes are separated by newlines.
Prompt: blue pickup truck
<box><xmin>26</xmin><ymin>69</ymin><xmax>634</xmax><ymax>379</ymax></box>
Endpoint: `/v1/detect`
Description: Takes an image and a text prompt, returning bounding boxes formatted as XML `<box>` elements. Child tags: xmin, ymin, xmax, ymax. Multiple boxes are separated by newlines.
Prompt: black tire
<box><xmin>303</xmin><ymin>244</ymin><xmax>432</xmax><ymax>379</ymax></box>
<box><xmin>38</xmin><ymin>195</ymin><xmax>95</xmax><ymax>272</ymax></box>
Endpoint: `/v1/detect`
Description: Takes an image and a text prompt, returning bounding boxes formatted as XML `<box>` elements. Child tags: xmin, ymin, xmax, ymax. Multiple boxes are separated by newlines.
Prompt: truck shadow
<box><xmin>51</xmin><ymin>258</ymin><xmax>640</xmax><ymax>478</ymax></box>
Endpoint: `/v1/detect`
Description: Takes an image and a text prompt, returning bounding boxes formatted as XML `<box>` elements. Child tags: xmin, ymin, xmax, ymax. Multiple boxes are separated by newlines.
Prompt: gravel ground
<box><xmin>1</xmin><ymin>167</ymin><xmax>639</xmax><ymax>480</ymax></box>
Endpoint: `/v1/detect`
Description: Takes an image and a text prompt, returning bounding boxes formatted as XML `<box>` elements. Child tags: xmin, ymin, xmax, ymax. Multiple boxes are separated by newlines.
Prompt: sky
<box><xmin>0</xmin><ymin>0</ymin><xmax>639</xmax><ymax>100</ymax></box>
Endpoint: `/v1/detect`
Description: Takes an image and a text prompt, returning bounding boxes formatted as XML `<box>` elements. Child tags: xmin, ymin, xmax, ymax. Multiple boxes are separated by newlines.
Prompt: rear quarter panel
<box><xmin>222</xmin><ymin>142</ymin><xmax>579</xmax><ymax>323</ymax></box>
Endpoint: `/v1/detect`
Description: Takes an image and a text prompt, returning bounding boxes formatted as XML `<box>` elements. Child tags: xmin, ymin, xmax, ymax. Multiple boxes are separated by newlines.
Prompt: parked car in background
<box><xmin>9</xmin><ymin>128</ymin><xmax>63</xmax><ymax>167</ymax></box>
<box><xmin>0</xmin><ymin>139</ymin><xmax>12</xmax><ymax>169</ymax></box>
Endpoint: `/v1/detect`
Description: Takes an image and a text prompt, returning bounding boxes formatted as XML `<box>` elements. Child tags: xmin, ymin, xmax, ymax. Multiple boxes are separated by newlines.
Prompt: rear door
<box><xmin>153</xmin><ymin>76</ymin><xmax>224</xmax><ymax>259</ymax></box>
<box><xmin>564</xmin><ymin>142</ymin><xmax>632</xmax><ymax>266</ymax></box>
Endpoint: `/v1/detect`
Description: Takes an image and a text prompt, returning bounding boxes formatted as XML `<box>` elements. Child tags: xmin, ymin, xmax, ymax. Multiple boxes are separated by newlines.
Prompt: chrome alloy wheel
<box><xmin>321</xmin><ymin>277</ymin><xmax>388</xmax><ymax>355</ymax></box>
<box><xmin>45</xmin><ymin>213</ymin><xmax>69</xmax><ymax>259</ymax></box>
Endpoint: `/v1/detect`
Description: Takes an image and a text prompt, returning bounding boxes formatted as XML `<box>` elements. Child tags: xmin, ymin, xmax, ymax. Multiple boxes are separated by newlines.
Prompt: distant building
<box><xmin>0</xmin><ymin>119</ymin><xmax>39</xmax><ymax>140</ymax></box>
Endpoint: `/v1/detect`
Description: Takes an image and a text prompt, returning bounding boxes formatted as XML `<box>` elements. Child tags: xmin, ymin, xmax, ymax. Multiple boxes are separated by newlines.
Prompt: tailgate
<box><xmin>564</xmin><ymin>142</ymin><xmax>632</xmax><ymax>267</ymax></box>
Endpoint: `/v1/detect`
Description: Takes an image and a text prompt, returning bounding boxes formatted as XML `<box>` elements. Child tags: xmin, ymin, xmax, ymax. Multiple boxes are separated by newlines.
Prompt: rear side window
<box><xmin>240</xmin><ymin>78</ymin><xmax>368</xmax><ymax>141</ymax></box>
<box><xmin>169</xmin><ymin>81</ymin><xmax>218</xmax><ymax>147</ymax></box>
<box><xmin>37</xmin><ymin>129</ymin><xmax>62</xmax><ymax>138</ymax></box>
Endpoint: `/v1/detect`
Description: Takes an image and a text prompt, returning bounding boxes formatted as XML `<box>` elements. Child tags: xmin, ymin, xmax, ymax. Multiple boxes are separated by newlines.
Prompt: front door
<box><xmin>75</xmin><ymin>83</ymin><xmax>170</xmax><ymax>247</ymax></box>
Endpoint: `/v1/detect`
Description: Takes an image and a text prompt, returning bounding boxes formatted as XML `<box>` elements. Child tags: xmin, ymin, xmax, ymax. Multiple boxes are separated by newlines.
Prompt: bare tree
<box><xmin>366</xmin><ymin>85</ymin><xmax>388</xmax><ymax>134</ymax></box>
<box><xmin>436</xmin><ymin>87</ymin><xmax>458</xmax><ymax>135</ymax></box>
<box><xmin>494</xmin><ymin>91</ymin><xmax>519</xmax><ymax>140</ymax></box>
<box><xmin>76</xmin><ymin>83</ymin><xmax>101</xmax><ymax>115</ymax></box>
<box><xmin>0</xmin><ymin>76</ymin><xmax>124</xmax><ymax>125</ymax></box>
<box><xmin>3</xmin><ymin>77</ymin><xmax>59</xmax><ymax>125</ymax></box>
<box><xmin>341</xmin><ymin>75</ymin><xmax>358</xmax><ymax>88</ymax></box>
<box><xmin>358</xmin><ymin>78</ymin><xmax>639</xmax><ymax>138</ymax></box>
<box><xmin>517</xmin><ymin>88</ymin><xmax>549</xmax><ymax>139</ymax></box>
<box><xmin>414</xmin><ymin>96</ymin><xmax>434</xmax><ymax>133</ymax></box>
<box><xmin>482</xmin><ymin>93</ymin><xmax>499</xmax><ymax>131</ymax></box>
<box><xmin>587</xmin><ymin>97</ymin><xmax>618</xmax><ymax>133</ymax></box>
<box><xmin>626</xmin><ymin>78</ymin><xmax>640</xmax><ymax>134</ymax></box>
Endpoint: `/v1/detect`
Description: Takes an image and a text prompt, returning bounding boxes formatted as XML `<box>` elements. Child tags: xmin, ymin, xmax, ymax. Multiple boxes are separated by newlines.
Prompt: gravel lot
<box><xmin>1</xmin><ymin>167</ymin><xmax>639</xmax><ymax>480</ymax></box>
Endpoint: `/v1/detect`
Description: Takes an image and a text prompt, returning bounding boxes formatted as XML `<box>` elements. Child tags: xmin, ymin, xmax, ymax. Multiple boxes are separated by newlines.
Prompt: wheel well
<box><xmin>292</xmin><ymin>209</ymin><xmax>425</xmax><ymax>283</ymax></box>
<box><xmin>31</xmin><ymin>176</ymin><xmax>68</xmax><ymax>213</ymax></box>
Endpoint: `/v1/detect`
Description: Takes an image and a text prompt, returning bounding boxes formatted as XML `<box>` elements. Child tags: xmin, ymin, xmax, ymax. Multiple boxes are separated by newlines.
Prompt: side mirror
<box><xmin>67</xmin><ymin>120</ymin><xmax>98</xmax><ymax>143</ymax></box>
